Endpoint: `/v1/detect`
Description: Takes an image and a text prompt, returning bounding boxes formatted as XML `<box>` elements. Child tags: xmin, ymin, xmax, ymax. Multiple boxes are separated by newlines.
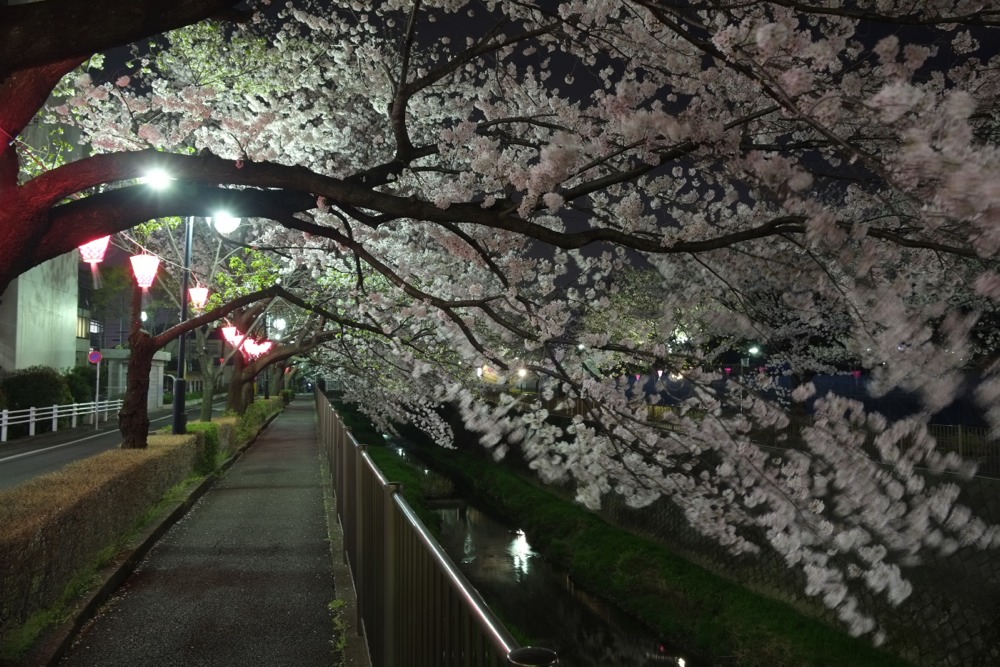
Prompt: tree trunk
<box><xmin>226</xmin><ymin>353</ymin><xmax>254</xmax><ymax>414</ymax></box>
<box><xmin>199</xmin><ymin>380</ymin><xmax>216</xmax><ymax>421</ymax></box>
<box><xmin>196</xmin><ymin>330</ymin><xmax>220</xmax><ymax>422</ymax></box>
<box><xmin>119</xmin><ymin>333</ymin><xmax>155</xmax><ymax>449</ymax></box>
<box><xmin>268</xmin><ymin>362</ymin><xmax>284</xmax><ymax>397</ymax></box>
<box><xmin>226</xmin><ymin>376</ymin><xmax>254</xmax><ymax>414</ymax></box>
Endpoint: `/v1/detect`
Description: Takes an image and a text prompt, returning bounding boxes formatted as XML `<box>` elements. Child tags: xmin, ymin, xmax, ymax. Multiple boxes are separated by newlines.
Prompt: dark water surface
<box><xmin>434</xmin><ymin>504</ymin><xmax>702</xmax><ymax>667</ymax></box>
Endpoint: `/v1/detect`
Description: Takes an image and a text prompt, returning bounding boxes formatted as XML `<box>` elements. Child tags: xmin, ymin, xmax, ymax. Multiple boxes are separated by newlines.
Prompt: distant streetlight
<box><xmin>749</xmin><ymin>345</ymin><xmax>761</xmax><ymax>356</ymax></box>
<box><xmin>272</xmin><ymin>316</ymin><xmax>286</xmax><ymax>341</ymax></box>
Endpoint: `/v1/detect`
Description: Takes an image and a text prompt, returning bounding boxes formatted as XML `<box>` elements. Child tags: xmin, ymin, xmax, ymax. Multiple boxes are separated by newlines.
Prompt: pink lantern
<box><xmin>724</xmin><ymin>367</ymin><xmax>732</xmax><ymax>376</ymax></box>
<box><xmin>221</xmin><ymin>326</ymin><xmax>272</xmax><ymax>359</ymax></box>
<box><xmin>222</xmin><ymin>326</ymin><xmax>244</xmax><ymax>347</ymax></box>
<box><xmin>244</xmin><ymin>339</ymin><xmax>273</xmax><ymax>358</ymax></box>
<box><xmin>188</xmin><ymin>286</ymin><xmax>209</xmax><ymax>310</ymax></box>
<box><xmin>79</xmin><ymin>235</ymin><xmax>113</xmax><ymax>287</ymax></box>
<box><xmin>129</xmin><ymin>253</ymin><xmax>160</xmax><ymax>289</ymax></box>
<box><xmin>78</xmin><ymin>236</ymin><xmax>111</xmax><ymax>264</ymax></box>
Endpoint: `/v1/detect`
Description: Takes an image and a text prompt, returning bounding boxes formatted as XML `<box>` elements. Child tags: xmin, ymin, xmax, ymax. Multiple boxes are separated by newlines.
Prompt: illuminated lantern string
<box><xmin>188</xmin><ymin>286</ymin><xmax>209</xmax><ymax>310</ymax></box>
<box><xmin>222</xmin><ymin>326</ymin><xmax>244</xmax><ymax>347</ymax></box>
<box><xmin>221</xmin><ymin>326</ymin><xmax>272</xmax><ymax>360</ymax></box>
<box><xmin>244</xmin><ymin>339</ymin><xmax>273</xmax><ymax>359</ymax></box>
<box><xmin>78</xmin><ymin>235</ymin><xmax>111</xmax><ymax>287</ymax></box>
<box><xmin>129</xmin><ymin>253</ymin><xmax>160</xmax><ymax>290</ymax></box>
<box><xmin>79</xmin><ymin>236</ymin><xmax>111</xmax><ymax>264</ymax></box>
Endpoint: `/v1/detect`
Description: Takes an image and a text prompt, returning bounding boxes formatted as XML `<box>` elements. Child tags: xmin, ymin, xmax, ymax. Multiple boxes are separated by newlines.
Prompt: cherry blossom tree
<box><xmin>118</xmin><ymin>283</ymin><xmax>280</xmax><ymax>448</ymax></box>
<box><xmin>7</xmin><ymin>0</ymin><xmax>1000</xmax><ymax>647</ymax></box>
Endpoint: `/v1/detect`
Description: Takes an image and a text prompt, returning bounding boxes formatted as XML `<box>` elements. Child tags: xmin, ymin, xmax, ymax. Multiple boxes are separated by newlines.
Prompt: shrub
<box><xmin>280</xmin><ymin>389</ymin><xmax>294</xmax><ymax>405</ymax></box>
<box><xmin>0</xmin><ymin>367</ymin><xmax>72</xmax><ymax>436</ymax></box>
<box><xmin>162</xmin><ymin>392</ymin><xmax>173</xmax><ymax>405</ymax></box>
<box><xmin>1</xmin><ymin>366</ymin><xmax>72</xmax><ymax>410</ymax></box>
<box><xmin>235</xmin><ymin>397</ymin><xmax>283</xmax><ymax>443</ymax></box>
<box><xmin>187</xmin><ymin>422</ymin><xmax>221</xmax><ymax>474</ymax></box>
<box><xmin>63</xmin><ymin>366</ymin><xmax>95</xmax><ymax>404</ymax></box>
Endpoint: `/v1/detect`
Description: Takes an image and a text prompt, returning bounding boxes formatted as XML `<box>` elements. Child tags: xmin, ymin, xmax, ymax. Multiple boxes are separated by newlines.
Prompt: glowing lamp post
<box><xmin>210</xmin><ymin>213</ymin><xmax>241</xmax><ymax>234</ymax></box>
<box><xmin>176</xmin><ymin>212</ymin><xmax>237</xmax><ymax>433</ymax></box>
<box><xmin>141</xmin><ymin>165</ymin><xmax>243</xmax><ymax>434</ymax></box>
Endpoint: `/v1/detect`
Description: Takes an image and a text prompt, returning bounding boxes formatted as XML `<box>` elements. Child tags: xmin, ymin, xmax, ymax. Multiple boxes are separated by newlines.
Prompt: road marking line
<box><xmin>0</xmin><ymin>406</ymin><xmax>224</xmax><ymax>464</ymax></box>
<box><xmin>0</xmin><ymin>431</ymin><xmax>110</xmax><ymax>463</ymax></box>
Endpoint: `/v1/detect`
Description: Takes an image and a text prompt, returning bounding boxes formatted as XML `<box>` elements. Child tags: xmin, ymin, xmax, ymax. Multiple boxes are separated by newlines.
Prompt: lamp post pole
<box><xmin>173</xmin><ymin>216</ymin><xmax>193</xmax><ymax>435</ymax></box>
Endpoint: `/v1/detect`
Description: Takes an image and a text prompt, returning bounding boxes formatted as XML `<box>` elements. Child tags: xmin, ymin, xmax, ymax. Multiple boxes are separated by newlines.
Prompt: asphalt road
<box><xmin>0</xmin><ymin>404</ymin><xmax>220</xmax><ymax>491</ymax></box>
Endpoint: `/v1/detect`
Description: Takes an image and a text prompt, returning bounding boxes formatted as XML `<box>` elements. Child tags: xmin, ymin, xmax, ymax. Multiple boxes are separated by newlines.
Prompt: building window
<box><xmin>76</xmin><ymin>316</ymin><xmax>90</xmax><ymax>339</ymax></box>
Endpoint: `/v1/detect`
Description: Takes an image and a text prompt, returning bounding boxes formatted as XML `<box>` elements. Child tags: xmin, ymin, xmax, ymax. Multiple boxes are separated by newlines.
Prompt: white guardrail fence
<box><xmin>0</xmin><ymin>400</ymin><xmax>123</xmax><ymax>442</ymax></box>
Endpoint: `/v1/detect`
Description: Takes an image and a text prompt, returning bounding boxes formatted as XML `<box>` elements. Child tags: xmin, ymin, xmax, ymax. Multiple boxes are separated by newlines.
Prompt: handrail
<box><xmin>0</xmin><ymin>399</ymin><xmax>123</xmax><ymax>442</ymax></box>
<box><xmin>315</xmin><ymin>389</ymin><xmax>556</xmax><ymax>667</ymax></box>
<box><xmin>392</xmin><ymin>493</ymin><xmax>519</xmax><ymax>657</ymax></box>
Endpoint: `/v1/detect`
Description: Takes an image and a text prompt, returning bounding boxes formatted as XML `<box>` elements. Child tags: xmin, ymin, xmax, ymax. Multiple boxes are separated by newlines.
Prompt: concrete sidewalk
<box><xmin>55</xmin><ymin>401</ymin><xmax>349</xmax><ymax>667</ymax></box>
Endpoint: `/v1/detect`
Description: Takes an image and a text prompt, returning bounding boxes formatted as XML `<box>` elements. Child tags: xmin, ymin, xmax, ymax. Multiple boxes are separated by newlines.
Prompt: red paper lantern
<box><xmin>78</xmin><ymin>236</ymin><xmax>111</xmax><ymax>264</ymax></box>
<box><xmin>129</xmin><ymin>254</ymin><xmax>160</xmax><ymax>289</ymax></box>
<box><xmin>244</xmin><ymin>339</ymin><xmax>273</xmax><ymax>358</ymax></box>
<box><xmin>222</xmin><ymin>326</ymin><xmax>242</xmax><ymax>345</ymax></box>
<box><xmin>188</xmin><ymin>286</ymin><xmax>209</xmax><ymax>310</ymax></box>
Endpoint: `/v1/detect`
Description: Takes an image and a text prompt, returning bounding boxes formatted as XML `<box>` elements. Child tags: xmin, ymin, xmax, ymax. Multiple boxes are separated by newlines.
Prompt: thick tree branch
<box><xmin>0</xmin><ymin>0</ymin><xmax>247</xmax><ymax>82</ymax></box>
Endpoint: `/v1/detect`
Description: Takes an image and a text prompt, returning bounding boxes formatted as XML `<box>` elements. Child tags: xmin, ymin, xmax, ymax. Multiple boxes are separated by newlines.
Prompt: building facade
<box><xmin>0</xmin><ymin>253</ymin><xmax>80</xmax><ymax>373</ymax></box>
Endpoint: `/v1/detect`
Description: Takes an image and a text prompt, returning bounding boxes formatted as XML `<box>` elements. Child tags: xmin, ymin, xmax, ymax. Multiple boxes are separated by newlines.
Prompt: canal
<box><xmin>433</xmin><ymin>502</ymin><xmax>702</xmax><ymax>666</ymax></box>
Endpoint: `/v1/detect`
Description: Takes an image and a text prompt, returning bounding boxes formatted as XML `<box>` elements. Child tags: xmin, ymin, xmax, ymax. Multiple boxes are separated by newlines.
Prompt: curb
<box><xmin>20</xmin><ymin>409</ymin><xmax>283</xmax><ymax>667</ymax></box>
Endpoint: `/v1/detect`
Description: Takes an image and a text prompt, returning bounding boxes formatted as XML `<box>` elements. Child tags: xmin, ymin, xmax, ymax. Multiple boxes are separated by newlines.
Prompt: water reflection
<box><xmin>510</xmin><ymin>529</ymin><xmax>532</xmax><ymax>581</ymax></box>
<box><xmin>435</xmin><ymin>505</ymin><xmax>704</xmax><ymax>667</ymax></box>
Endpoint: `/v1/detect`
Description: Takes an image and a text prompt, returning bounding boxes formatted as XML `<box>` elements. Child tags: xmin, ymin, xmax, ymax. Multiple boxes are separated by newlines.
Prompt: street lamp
<box><xmin>172</xmin><ymin>215</ymin><xmax>195</xmax><ymax>435</ymax></box>
<box><xmin>174</xmin><ymin>211</ymin><xmax>239</xmax><ymax>434</ymax></box>
<box><xmin>144</xmin><ymin>167</ymin><xmax>240</xmax><ymax>433</ymax></box>
<box><xmin>263</xmin><ymin>316</ymin><xmax>286</xmax><ymax>398</ymax></box>
<box><xmin>211</xmin><ymin>213</ymin><xmax>241</xmax><ymax>234</ymax></box>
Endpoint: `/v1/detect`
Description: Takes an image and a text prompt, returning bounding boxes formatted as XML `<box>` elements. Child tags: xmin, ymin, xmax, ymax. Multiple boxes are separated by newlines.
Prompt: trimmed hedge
<box><xmin>0</xmin><ymin>399</ymin><xmax>282</xmax><ymax>659</ymax></box>
<box><xmin>0</xmin><ymin>435</ymin><xmax>200</xmax><ymax>640</ymax></box>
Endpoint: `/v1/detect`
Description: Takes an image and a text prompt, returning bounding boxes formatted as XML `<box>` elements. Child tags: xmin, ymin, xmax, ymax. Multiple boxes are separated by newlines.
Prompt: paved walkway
<box><xmin>57</xmin><ymin>401</ymin><xmax>341</xmax><ymax>667</ymax></box>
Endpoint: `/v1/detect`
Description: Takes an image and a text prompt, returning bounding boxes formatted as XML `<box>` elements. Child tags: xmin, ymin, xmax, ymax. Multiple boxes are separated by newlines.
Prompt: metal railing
<box><xmin>316</xmin><ymin>391</ymin><xmax>557</xmax><ymax>667</ymax></box>
<box><xmin>1</xmin><ymin>399</ymin><xmax>123</xmax><ymax>442</ymax></box>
